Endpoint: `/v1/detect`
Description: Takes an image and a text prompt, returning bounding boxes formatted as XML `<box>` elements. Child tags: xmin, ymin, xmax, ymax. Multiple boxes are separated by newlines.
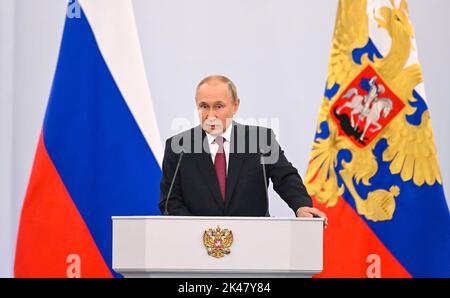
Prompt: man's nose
<box><xmin>206</xmin><ymin>110</ymin><xmax>217</xmax><ymax>120</ymax></box>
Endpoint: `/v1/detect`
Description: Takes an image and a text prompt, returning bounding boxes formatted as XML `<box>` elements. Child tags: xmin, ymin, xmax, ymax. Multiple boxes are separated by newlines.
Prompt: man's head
<box><xmin>195</xmin><ymin>75</ymin><xmax>240</xmax><ymax>136</ymax></box>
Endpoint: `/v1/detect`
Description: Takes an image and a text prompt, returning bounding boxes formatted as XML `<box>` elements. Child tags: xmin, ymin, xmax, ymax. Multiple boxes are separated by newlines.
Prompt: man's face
<box><xmin>196</xmin><ymin>80</ymin><xmax>240</xmax><ymax>136</ymax></box>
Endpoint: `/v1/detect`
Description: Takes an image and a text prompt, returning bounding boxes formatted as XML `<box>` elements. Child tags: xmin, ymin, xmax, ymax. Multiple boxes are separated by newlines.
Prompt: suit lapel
<box><xmin>225</xmin><ymin>123</ymin><xmax>246</xmax><ymax>205</ymax></box>
<box><xmin>225</xmin><ymin>152</ymin><xmax>245</xmax><ymax>205</ymax></box>
<box><xmin>193</xmin><ymin>128</ymin><xmax>225</xmax><ymax>208</ymax></box>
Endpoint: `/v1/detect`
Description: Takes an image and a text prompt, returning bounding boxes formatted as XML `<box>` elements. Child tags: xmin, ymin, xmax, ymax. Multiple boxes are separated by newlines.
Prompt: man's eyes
<box><xmin>199</xmin><ymin>104</ymin><xmax>224</xmax><ymax>109</ymax></box>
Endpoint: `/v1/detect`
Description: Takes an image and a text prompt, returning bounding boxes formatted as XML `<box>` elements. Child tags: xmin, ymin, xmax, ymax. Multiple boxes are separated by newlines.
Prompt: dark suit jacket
<box><xmin>159</xmin><ymin>122</ymin><xmax>312</xmax><ymax>216</ymax></box>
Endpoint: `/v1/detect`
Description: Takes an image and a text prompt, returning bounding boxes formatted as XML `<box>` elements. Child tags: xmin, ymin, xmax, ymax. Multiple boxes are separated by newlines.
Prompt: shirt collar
<box><xmin>206</xmin><ymin>122</ymin><xmax>233</xmax><ymax>145</ymax></box>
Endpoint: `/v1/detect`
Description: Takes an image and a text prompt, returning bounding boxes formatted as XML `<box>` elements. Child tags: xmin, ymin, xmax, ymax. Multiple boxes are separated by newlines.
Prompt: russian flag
<box><xmin>14</xmin><ymin>0</ymin><xmax>163</xmax><ymax>278</ymax></box>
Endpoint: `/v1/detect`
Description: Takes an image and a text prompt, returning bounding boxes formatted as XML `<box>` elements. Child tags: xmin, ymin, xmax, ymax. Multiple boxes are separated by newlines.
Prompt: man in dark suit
<box><xmin>159</xmin><ymin>75</ymin><xmax>327</xmax><ymax>224</ymax></box>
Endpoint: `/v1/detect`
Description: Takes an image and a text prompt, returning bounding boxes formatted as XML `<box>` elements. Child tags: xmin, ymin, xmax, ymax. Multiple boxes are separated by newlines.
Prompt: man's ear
<box><xmin>233</xmin><ymin>98</ymin><xmax>240</xmax><ymax>113</ymax></box>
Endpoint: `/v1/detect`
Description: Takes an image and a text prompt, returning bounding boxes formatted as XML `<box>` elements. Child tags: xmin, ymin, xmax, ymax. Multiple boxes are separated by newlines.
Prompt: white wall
<box><xmin>0</xmin><ymin>0</ymin><xmax>16</xmax><ymax>280</ymax></box>
<box><xmin>0</xmin><ymin>0</ymin><xmax>449</xmax><ymax>277</ymax></box>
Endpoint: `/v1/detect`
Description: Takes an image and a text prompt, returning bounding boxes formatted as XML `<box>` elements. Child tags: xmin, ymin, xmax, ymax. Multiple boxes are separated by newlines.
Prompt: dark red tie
<box><xmin>214</xmin><ymin>136</ymin><xmax>227</xmax><ymax>200</ymax></box>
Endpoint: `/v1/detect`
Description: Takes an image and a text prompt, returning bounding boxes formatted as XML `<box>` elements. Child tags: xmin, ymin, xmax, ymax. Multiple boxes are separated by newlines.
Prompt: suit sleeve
<box><xmin>159</xmin><ymin>138</ymin><xmax>193</xmax><ymax>216</ymax></box>
<box><xmin>265</xmin><ymin>129</ymin><xmax>313</xmax><ymax>213</ymax></box>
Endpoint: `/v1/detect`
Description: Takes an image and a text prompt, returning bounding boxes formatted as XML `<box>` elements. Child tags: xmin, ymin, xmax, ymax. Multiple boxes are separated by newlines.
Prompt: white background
<box><xmin>1</xmin><ymin>0</ymin><xmax>449</xmax><ymax>277</ymax></box>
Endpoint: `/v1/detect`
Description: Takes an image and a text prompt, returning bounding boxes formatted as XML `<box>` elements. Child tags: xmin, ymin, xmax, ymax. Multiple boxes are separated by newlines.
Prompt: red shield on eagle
<box><xmin>330</xmin><ymin>65</ymin><xmax>405</xmax><ymax>148</ymax></box>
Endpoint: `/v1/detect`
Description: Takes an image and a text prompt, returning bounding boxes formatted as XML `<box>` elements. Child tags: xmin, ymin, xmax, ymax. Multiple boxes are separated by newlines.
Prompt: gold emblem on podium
<box><xmin>203</xmin><ymin>226</ymin><xmax>233</xmax><ymax>258</ymax></box>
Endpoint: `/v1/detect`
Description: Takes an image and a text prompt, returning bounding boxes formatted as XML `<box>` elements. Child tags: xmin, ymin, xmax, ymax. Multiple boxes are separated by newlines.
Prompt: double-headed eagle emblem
<box><xmin>305</xmin><ymin>0</ymin><xmax>442</xmax><ymax>222</ymax></box>
<box><xmin>203</xmin><ymin>226</ymin><xmax>233</xmax><ymax>258</ymax></box>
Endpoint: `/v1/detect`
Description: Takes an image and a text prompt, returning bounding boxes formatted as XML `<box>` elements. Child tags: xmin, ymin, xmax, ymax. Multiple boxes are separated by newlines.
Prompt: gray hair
<box><xmin>195</xmin><ymin>75</ymin><xmax>238</xmax><ymax>102</ymax></box>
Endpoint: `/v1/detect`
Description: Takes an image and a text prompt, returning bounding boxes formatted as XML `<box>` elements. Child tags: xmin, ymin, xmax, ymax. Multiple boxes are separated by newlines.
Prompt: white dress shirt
<box><xmin>205</xmin><ymin>124</ymin><xmax>233</xmax><ymax>174</ymax></box>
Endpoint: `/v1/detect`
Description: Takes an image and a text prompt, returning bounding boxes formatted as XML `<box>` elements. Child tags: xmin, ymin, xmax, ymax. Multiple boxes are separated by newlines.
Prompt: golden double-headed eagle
<box><xmin>203</xmin><ymin>226</ymin><xmax>233</xmax><ymax>258</ymax></box>
<box><xmin>305</xmin><ymin>0</ymin><xmax>442</xmax><ymax>222</ymax></box>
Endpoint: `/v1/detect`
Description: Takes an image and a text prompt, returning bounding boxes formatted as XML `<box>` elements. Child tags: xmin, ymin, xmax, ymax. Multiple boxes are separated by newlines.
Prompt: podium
<box><xmin>112</xmin><ymin>216</ymin><xmax>323</xmax><ymax>278</ymax></box>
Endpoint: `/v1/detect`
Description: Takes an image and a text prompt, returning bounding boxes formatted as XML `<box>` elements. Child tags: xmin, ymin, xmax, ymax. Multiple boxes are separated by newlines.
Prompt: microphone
<box><xmin>259</xmin><ymin>149</ymin><xmax>270</xmax><ymax>217</ymax></box>
<box><xmin>163</xmin><ymin>150</ymin><xmax>184</xmax><ymax>216</ymax></box>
